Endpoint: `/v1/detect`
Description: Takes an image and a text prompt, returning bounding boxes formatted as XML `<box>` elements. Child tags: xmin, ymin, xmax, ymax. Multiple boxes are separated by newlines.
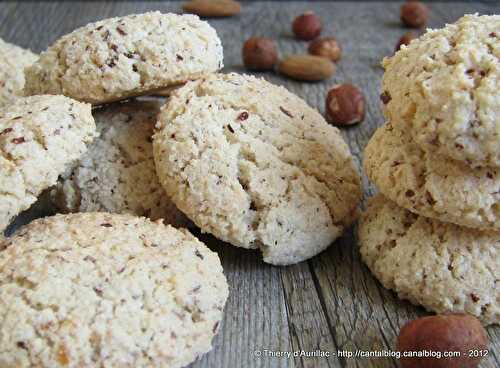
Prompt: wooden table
<box><xmin>1</xmin><ymin>1</ymin><xmax>499</xmax><ymax>367</ymax></box>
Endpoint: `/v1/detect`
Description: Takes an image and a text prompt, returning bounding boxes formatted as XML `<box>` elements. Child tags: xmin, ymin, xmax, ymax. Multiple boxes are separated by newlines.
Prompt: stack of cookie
<box><xmin>359</xmin><ymin>14</ymin><xmax>499</xmax><ymax>326</ymax></box>
<box><xmin>16</xmin><ymin>11</ymin><xmax>361</xmax><ymax>267</ymax></box>
<box><xmin>0</xmin><ymin>10</ymin><xmax>362</xmax><ymax>367</ymax></box>
<box><xmin>1</xmin><ymin>11</ymin><xmax>224</xmax><ymax>236</ymax></box>
<box><xmin>0</xmin><ymin>12</ymin><xmax>230</xmax><ymax>368</ymax></box>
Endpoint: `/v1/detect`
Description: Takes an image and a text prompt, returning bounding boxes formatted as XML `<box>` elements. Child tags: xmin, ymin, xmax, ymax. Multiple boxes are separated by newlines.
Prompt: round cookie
<box><xmin>382</xmin><ymin>14</ymin><xmax>500</xmax><ymax>167</ymax></box>
<box><xmin>358</xmin><ymin>194</ymin><xmax>499</xmax><ymax>325</ymax></box>
<box><xmin>0</xmin><ymin>212</ymin><xmax>228</xmax><ymax>367</ymax></box>
<box><xmin>52</xmin><ymin>100</ymin><xmax>189</xmax><ymax>228</ymax></box>
<box><xmin>364</xmin><ymin>122</ymin><xmax>500</xmax><ymax>230</ymax></box>
<box><xmin>153</xmin><ymin>73</ymin><xmax>361</xmax><ymax>265</ymax></box>
<box><xmin>0</xmin><ymin>95</ymin><xmax>96</xmax><ymax>233</ymax></box>
<box><xmin>0</xmin><ymin>38</ymin><xmax>38</xmax><ymax>107</ymax></box>
<box><xmin>24</xmin><ymin>12</ymin><xmax>223</xmax><ymax>105</ymax></box>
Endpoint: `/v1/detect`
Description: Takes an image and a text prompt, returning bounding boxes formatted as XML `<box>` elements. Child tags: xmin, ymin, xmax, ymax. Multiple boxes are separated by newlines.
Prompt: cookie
<box><xmin>364</xmin><ymin>122</ymin><xmax>500</xmax><ymax>230</ymax></box>
<box><xmin>24</xmin><ymin>12</ymin><xmax>223</xmax><ymax>105</ymax></box>
<box><xmin>153</xmin><ymin>85</ymin><xmax>183</xmax><ymax>98</ymax></box>
<box><xmin>382</xmin><ymin>14</ymin><xmax>500</xmax><ymax>168</ymax></box>
<box><xmin>358</xmin><ymin>194</ymin><xmax>499</xmax><ymax>325</ymax></box>
<box><xmin>153</xmin><ymin>73</ymin><xmax>361</xmax><ymax>265</ymax></box>
<box><xmin>0</xmin><ymin>38</ymin><xmax>38</xmax><ymax>107</ymax></box>
<box><xmin>0</xmin><ymin>212</ymin><xmax>228</xmax><ymax>367</ymax></box>
<box><xmin>0</xmin><ymin>95</ymin><xmax>96</xmax><ymax>233</ymax></box>
<box><xmin>52</xmin><ymin>100</ymin><xmax>189</xmax><ymax>227</ymax></box>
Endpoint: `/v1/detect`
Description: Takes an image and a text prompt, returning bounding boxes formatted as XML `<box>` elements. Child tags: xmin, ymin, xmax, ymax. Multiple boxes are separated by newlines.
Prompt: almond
<box><xmin>278</xmin><ymin>55</ymin><xmax>335</xmax><ymax>81</ymax></box>
<box><xmin>182</xmin><ymin>0</ymin><xmax>241</xmax><ymax>17</ymax></box>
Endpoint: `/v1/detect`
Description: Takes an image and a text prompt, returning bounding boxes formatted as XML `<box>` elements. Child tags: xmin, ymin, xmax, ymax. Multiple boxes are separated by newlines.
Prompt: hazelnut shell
<box><xmin>308</xmin><ymin>37</ymin><xmax>342</xmax><ymax>62</ymax></box>
<box><xmin>397</xmin><ymin>314</ymin><xmax>488</xmax><ymax>368</ymax></box>
<box><xmin>400</xmin><ymin>2</ymin><xmax>429</xmax><ymax>28</ymax></box>
<box><xmin>395</xmin><ymin>32</ymin><xmax>418</xmax><ymax>52</ymax></box>
<box><xmin>292</xmin><ymin>12</ymin><xmax>322</xmax><ymax>40</ymax></box>
<box><xmin>242</xmin><ymin>37</ymin><xmax>278</xmax><ymax>71</ymax></box>
<box><xmin>325</xmin><ymin>84</ymin><xmax>365</xmax><ymax>126</ymax></box>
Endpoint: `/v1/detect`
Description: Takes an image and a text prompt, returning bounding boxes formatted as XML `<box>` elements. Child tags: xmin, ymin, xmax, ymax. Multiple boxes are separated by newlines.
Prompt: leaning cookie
<box><xmin>24</xmin><ymin>12</ymin><xmax>223</xmax><ymax>105</ymax></box>
<box><xmin>0</xmin><ymin>38</ymin><xmax>37</xmax><ymax>107</ymax></box>
<box><xmin>358</xmin><ymin>194</ymin><xmax>499</xmax><ymax>325</ymax></box>
<box><xmin>0</xmin><ymin>212</ymin><xmax>228</xmax><ymax>367</ymax></box>
<box><xmin>382</xmin><ymin>14</ymin><xmax>500</xmax><ymax>168</ymax></box>
<box><xmin>52</xmin><ymin>100</ymin><xmax>189</xmax><ymax>228</ymax></box>
<box><xmin>364</xmin><ymin>122</ymin><xmax>500</xmax><ymax>230</ymax></box>
<box><xmin>0</xmin><ymin>95</ymin><xmax>96</xmax><ymax>233</ymax></box>
<box><xmin>153</xmin><ymin>73</ymin><xmax>361</xmax><ymax>265</ymax></box>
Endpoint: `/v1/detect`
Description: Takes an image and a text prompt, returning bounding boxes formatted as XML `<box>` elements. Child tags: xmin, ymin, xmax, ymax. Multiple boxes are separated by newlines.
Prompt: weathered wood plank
<box><xmin>280</xmin><ymin>263</ymin><xmax>343</xmax><ymax>368</ymax></box>
<box><xmin>279</xmin><ymin>2</ymin><xmax>500</xmax><ymax>368</ymax></box>
<box><xmin>198</xmin><ymin>235</ymin><xmax>293</xmax><ymax>368</ymax></box>
<box><xmin>236</xmin><ymin>5</ymin><xmax>348</xmax><ymax>367</ymax></box>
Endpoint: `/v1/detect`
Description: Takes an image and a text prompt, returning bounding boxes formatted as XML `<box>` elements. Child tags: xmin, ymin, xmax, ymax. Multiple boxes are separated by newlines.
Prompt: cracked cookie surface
<box><xmin>24</xmin><ymin>12</ymin><xmax>223</xmax><ymax>105</ymax></box>
<box><xmin>359</xmin><ymin>194</ymin><xmax>499</xmax><ymax>325</ymax></box>
<box><xmin>382</xmin><ymin>14</ymin><xmax>500</xmax><ymax>167</ymax></box>
<box><xmin>52</xmin><ymin>100</ymin><xmax>189</xmax><ymax>228</ymax></box>
<box><xmin>0</xmin><ymin>95</ymin><xmax>96</xmax><ymax>233</ymax></box>
<box><xmin>0</xmin><ymin>38</ymin><xmax>38</xmax><ymax>108</ymax></box>
<box><xmin>153</xmin><ymin>73</ymin><xmax>361</xmax><ymax>265</ymax></box>
<box><xmin>0</xmin><ymin>212</ymin><xmax>228</xmax><ymax>368</ymax></box>
<box><xmin>364</xmin><ymin>122</ymin><xmax>500</xmax><ymax>230</ymax></box>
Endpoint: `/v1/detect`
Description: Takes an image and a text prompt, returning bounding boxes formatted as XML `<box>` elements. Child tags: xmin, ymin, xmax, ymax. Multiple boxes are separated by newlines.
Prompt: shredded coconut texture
<box><xmin>0</xmin><ymin>95</ymin><xmax>96</xmax><ymax>233</ymax></box>
<box><xmin>24</xmin><ymin>12</ymin><xmax>223</xmax><ymax>104</ymax></box>
<box><xmin>52</xmin><ymin>100</ymin><xmax>189</xmax><ymax>227</ymax></box>
<box><xmin>0</xmin><ymin>38</ymin><xmax>38</xmax><ymax>107</ymax></box>
<box><xmin>364</xmin><ymin>122</ymin><xmax>500</xmax><ymax>230</ymax></box>
<box><xmin>382</xmin><ymin>14</ymin><xmax>500</xmax><ymax>168</ymax></box>
<box><xmin>359</xmin><ymin>194</ymin><xmax>499</xmax><ymax>325</ymax></box>
<box><xmin>153</xmin><ymin>73</ymin><xmax>361</xmax><ymax>265</ymax></box>
<box><xmin>0</xmin><ymin>212</ymin><xmax>228</xmax><ymax>367</ymax></box>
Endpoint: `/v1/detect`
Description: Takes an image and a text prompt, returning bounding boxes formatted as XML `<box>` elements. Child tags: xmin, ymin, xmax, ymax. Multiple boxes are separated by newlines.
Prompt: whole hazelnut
<box><xmin>242</xmin><ymin>37</ymin><xmax>278</xmax><ymax>71</ymax></box>
<box><xmin>292</xmin><ymin>11</ymin><xmax>322</xmax><ymax>40</ymax></box>
<box><xmin>401</xmin><ymin>1</ymin><xmax>429</xmax><ymax>28</ymax></box>
<box><xmin>325</xmin><ymin>84</ymin><xmax>365</xmax><ymax>126</ymax></box>
<box><xmin>398</xmin><ymin>314</ymin><xmax>489</xmax><ymax>368</ymax></box>
<box><xmin>395</xmin><ymin>32</ymin><xmax>418</xmax><ymax>52</ymax></box>
<box><xmin>308</xmin><ymin>37</ymin><xmax>342</xmax><ymax>62</ymax></box>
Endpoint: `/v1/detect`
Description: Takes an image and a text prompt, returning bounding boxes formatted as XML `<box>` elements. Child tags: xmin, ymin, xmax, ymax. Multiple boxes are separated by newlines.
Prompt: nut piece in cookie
<box><xmin>153</xmin><ymin>73</ymin><xmax>361</xmax><ymax>265</ymax></box>
<box><xmin>52</xmin><ymin>100</ymin><xmax>190</xmax><ymax>228</ymax></box>
<box><xmin>24</xmin><ymin>12</ymin><xmax>224</xmax><ymax>105</ymax></box>
<box><xmin>0</xmin><ymin>95</ymin><xmax>96</xmax><ymax>233</ymax></box>
<box><xmin>0</xmin><ymin>212</ymin><xmax>228</xmax><ymax>367</ymax></box>
<box><xmin>358</xmin><ymin>194</ymin><xmax>499</xmax><ymax>325</ymax></box>
<box><xmin>0</xmin><ymin>38</ymin><xmax>37</xmax><ymax>108</ymax></box>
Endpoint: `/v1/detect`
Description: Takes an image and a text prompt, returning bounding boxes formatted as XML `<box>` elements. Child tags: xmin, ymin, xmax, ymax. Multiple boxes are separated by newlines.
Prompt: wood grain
<box><xmin>0</xmin><ymin>2</ymin><xmax>498</xmax><ymax>367</ymax></box>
